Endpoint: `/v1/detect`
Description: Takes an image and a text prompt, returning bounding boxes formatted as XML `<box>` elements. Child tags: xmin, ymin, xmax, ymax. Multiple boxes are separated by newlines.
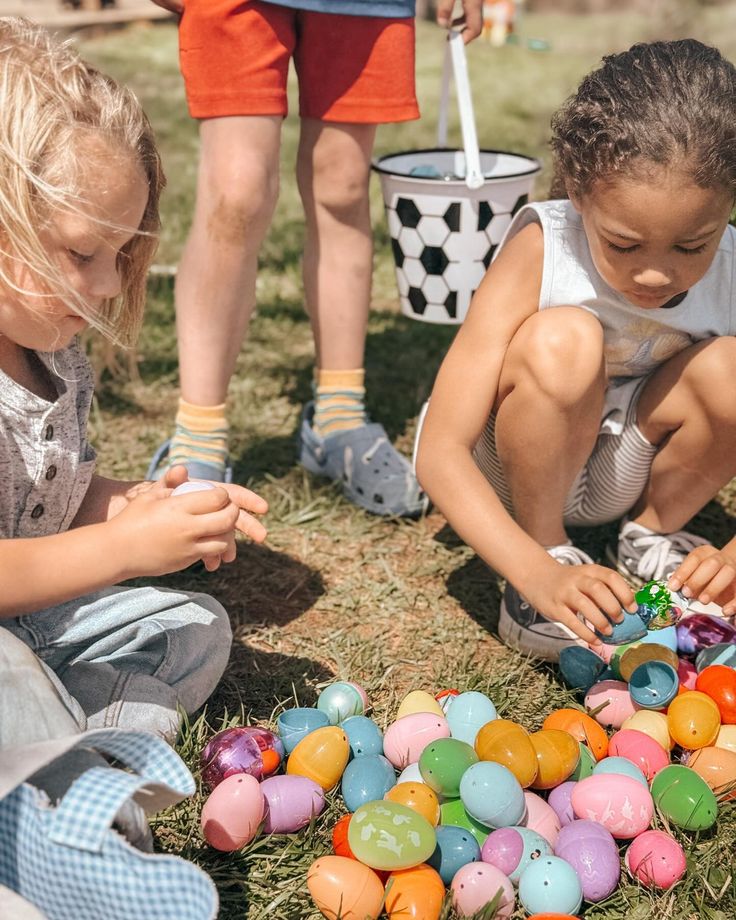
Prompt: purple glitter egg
<box><xmin>676</xmin><ymin>614</ymin><xmax>736</xmax><ymax>656</ymax></box>
<box><xmin>200</xmin><ymin>727</ymin><xmax>266</xmax><ymax>789</ymax></box>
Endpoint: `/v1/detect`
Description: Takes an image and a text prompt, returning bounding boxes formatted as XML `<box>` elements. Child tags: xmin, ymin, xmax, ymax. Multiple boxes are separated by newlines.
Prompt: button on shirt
<box><xmin>0</xmin><ymin>340</ymin><xmax>96</xmax><ymax>539</ymax></box>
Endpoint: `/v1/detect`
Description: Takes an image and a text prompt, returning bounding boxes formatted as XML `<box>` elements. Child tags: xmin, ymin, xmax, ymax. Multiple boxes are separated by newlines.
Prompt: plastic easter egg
<box><xmin>687</xmin><ymin>745</ymin><xmax>736</xmax><ymax>798</ymax></box>
<box><xmin>716</xmin><ymin>723</ymin><xmax>736</xmax><ymax>752</ymax></box>
<box><xmin>277</xmin><ymin>707</ymin><xmax>330</xmax><ymax>755</ymax></box>
<box><xmin>474</xmin><ymin>719</ymin><xmax>538</xmax><ymax>787</ymax></box>
<box><xmin>440</xmin><ymin>798</ymin><xmax>490</xmax><ymax>846</ymax></box>
<box><xmin>385</xmin><ymin>781</ymin><xmax>440</xmax><ymax>826</ymax></box>
<box><xmin>260</xmin><ymin>774</ymin><xmax>325</xmax><ymax>834</ymax></box>
<box><xmin>558</xmin><ymin>645</ymin><xmax>606</xmax><ymax>692</ymax></box>
<box><xmin>651</xmin><ymin>763</ymin><xmax>718</xmax><ymax>830</ymax></box>
<box><xmin>625</xmin><ymin>829</ymin><xmax>686</xmax><ymax>889</ymax></box>
<box><xmin>459</xmin><ymin>762</ymin><xmax>526</xmax><ymax>828</ymax></box>
<box><xmin>384</xmin><ymin>864</ymin><xmax>445</xmax><ymax>920</ymax></box>
<box><xmin>307</xmin><ymin>855</ymin><xmax>384</xmax><ymax>920</ymax></box>
<box><xmin>451</xmin><ymin>862</ymin><xmax>515</xmax><ymax>919</ymax></box>
<box><xmin>427</xmin><ymin>825</ymin><xmax>481</xmax><ymax>885</ymax></box>
<box><xmin>678</xmin><ymin>657</ymin><xmax>699</xmax><ymax>690</ymax></box>
<box><xmin>554</xmin><ymin>820</ymin><xmax>620</xmax><ymax>902</ymax></box>
<box><xmin>525</xmin><ymin>916</ymin><xmax>580</xmax><ymax>920</ymax></box>
<box><xmin>547</xmin><ymin>782</ymin><xmax>576</xmax><ymax>827</ymax></box>
<box><xmin>634</xmin><ymin>580</ymin><xmax>688</xmax><ymax>629</ymax></box>
<box><xmin>383</xmin><ymin>713</ymin><xmax>451</xmax><ymax>770</ymax></box>
<box><xmin>345</xmin><ymin>681</ymin><xmax>369</xmax><ymax>710</ymax></box>
<box><xmin>287</xmin><ymin>725</ymin><xmax>350</xmax><ymax>790</ymax></box>
<box><xmin>543</xmin><ymin>709</ymin><xmax>608</xmax><ymax>761</ymax></box>
<box><xmin>333</xmin><ymin>813</ymin><xmax>355</xmax><ymax>859</ymax></box>
<box><xmin>569</xmin><ymin>742</ymin><xmax>596</xmax><ymax>781</ymax></box>
<box><xmin>481</xmin><ymin>826</ymin><xmax>552</xmax><ymax>885</ymax></box>
<box><xmin>518</xmin><ymin>855</ymin><xmax>582</xmax><ymax>916</ymax></box>
<box><xmin>619</xmin><ymin>642</ymin><xmax>679</xmax><ymax>683</ymax></box>
<box><xmin>608</xmin><ymin>728</ymin><xmax>669</xmax><ymax>780</ymax></box>
<box><xmin>348</xmin><ymin>801</ymin><xmax>436</xmax><ymax>871</ymax></box>
<box><xmin>629</xmin><ymin>660</ymin><xmax>679</xmax><ymax>710</ymax></box>
<box><xmin>621</xmin><ymin>709</ymin><xmax>674</xmax><ymax>751</ymax></box>
<box><xmin>341</xmin><ymin>715</ymin><xmax>384</xmax><ymax>758</ymax></box>
<box><xmin>585</xmin><ymin>680</ymin><xmax>636</xmax><ymax>730</ymax></box>
<box><xmin>677</xmin><ymin>614</ymin><xmax>736</xmax><ymax>655</ymax></box>
<box><xmin>396</xmin><ymin>762</ymin><xmax>424</xmax><ymax>785</ymax></box>
<box><xmin>171</xmin><ymin>480</ymin><xmax>215</xmax><ymax>496</ymax></box>
<box><xmin>696</xmin><ymin>642</ymin><xmax>736</xmax><ymax>671</ymax></box>
<box><xmin>521</xmin><ymin>792</ymin><xmax>560</xmax><ymax>848</ymax></box>
<box><xmin>396</xmin><ymin>690</ymin><xmax>445</xmax><ymax>720</ymax></box>
<box><xmin>200</xmin><ymin>773</ymin><xmax>264</xmax><ymax>851</ymax></box>
<box><xmin>592</xmin><ymin>755</ymin><xmax>647</xmax><ymax>787</ymax></box>
<box><xmin>446</xmin><ymin>691</ymin><xmax>498</xmax><ymax>746</ymax></box>
<box><xmin>318</xmin><ymin>681</ymin><xmax>366</xmax><ymax>725</ymax></box>
<box><xmin>529</xmin><ymin>730</ymin><xmax>580</xmax><ymax>790</ymax></box>
<box><xmin>597</xmin><ymin>607</ymin><xmax>648</xmax><ymax>645</ymax></box>
<box><xmin>571</xmin><ymin>774</ymin><xmax>653</xmax><ymax>838</ymax></box>
<box><xmin>696</xmin><ymin>664</ymin><xmax>736</xmax><ymax>723</ymax></box>
<box><xmin>341</xmin><ymin>753</ymin><xmax>396</xmax><ymax>812</ymax></box>
<box><xmin>667</xmin><ymin>690</ymin><xmax>721</xmax><ymax>749</ymax></box>
<box><xmin>200</xmin><ymin>727</ymin><xmax>266</xmax><ymax>789</ymax></box>
<box><xmin>419</xmin><ymin>738</ymin><xmax>479</xmax><ymax>797</ymax></box>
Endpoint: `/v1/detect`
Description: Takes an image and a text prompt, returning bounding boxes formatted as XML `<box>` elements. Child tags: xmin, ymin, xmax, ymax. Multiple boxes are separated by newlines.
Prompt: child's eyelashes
<box><xmin>66</xmin><ymin>248</ymin><xmax>94</xmax><ymax>265</ymax></box>
<box><xmin>606</xmin><ymin>241</ymin><xmax>637</xmax><ymax>254</ymax></box>
<box><xmin>676</xmin><ymin>243</ymin><xmax>707</xmax><ymax>255</ymax></box>
<box><xmin>605</xmin><ymin>240</ymin><xmax>708</xmax><ymax>256</ymax></box>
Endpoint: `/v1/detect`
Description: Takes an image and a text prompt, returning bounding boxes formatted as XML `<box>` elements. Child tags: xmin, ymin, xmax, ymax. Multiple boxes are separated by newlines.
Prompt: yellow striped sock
<box><xmin>313</xmin><ymin>368</ymin><xmax>367</xmax><ymax>437</ymax></box>
<box><xmin>169</xmin><ymin>398</ymin><xmax>229</xmax><ymax>472</ymax></box>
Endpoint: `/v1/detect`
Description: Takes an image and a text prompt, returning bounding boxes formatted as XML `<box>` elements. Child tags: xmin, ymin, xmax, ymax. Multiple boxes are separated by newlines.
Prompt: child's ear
<box><xmin>567</xmin><ymin>184</ymin><xmax>583</xmax><ymax>212</ymax></box>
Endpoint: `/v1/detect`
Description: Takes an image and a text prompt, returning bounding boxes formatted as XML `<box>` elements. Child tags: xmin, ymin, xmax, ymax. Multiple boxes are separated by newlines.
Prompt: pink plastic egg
<box><xmin>571</xmin><ymin>774</ymin><xmax>653</xmax><ymax>838</ymax></box>
<box><xmin>625</xmin><ymin>829</ymin><xmax>687</xmax><ymax>889</ymax></box>
<box><xmin>451</xmin><ymin>863</ymin><xmax>515</xmax><ymax>918</ymax></box>
<box><xmin>521</xmin><ymin>791</ymin><xmax>561</xmax><ymax>847</ymax></box>
<box><xmin>200</xmin><ymin>773</ymin><xmax>264</xmax><ymax>851</ymax></box>
<box><xmin>584</xmin><ymin>680</ymin><xmax>636</xmax><ymax>730</ymax></box>
<box><xmin>383</xmin><ymin>712</ymin><xmax>451</xmax><ymax>770</ymax></box>
<box><xmin>260</xmin><ymin>775</ymin><xmax>325</xmax><ymax>834</ymax></box>
<box><xmin>608</xmin><ymin>728</ymin><xmax>669</xmax><ymax>780</ymax></box>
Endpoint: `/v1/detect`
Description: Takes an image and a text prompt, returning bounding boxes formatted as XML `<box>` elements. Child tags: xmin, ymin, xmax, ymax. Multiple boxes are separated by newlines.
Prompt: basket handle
<box><xmin>437</xmin><ymin>31</ymin><xmax>484</xmax><ymax>190</ymax></box>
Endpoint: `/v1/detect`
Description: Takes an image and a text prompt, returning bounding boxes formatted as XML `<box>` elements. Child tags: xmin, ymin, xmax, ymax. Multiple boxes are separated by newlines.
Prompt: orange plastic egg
<box><xmin>667</xmin><ymin>691</ymin><xmax>721</xmax><ymax>750</ymax></box>
<box><xmin>621</xmin><ymin>710</ymin><xmax>674</xmax><ymax>751</ymax></box>
<box><xmin>307</xmin><ymin>855</ymin><xmax>384</xmax><ymax>920</ymax></box>
<box><xmin>332</xmin><ymin>814</ymin><xmax>355</xmax><ymax>859</ymax></box>
<box><xmin>474</xmin><ymin>718</ymin><xmax>538</xmax><ymax>787</ymax></box>
<box><xmin>688</xmin><ymin>745</ymin><xmax>736</xmax><ymax>800</ymax></box>
<box><xmin>696</xmin><ymin>665</ymin><xmax>736</xmax><ymax>724</ymax></box>
<box><xmin>529</xmin><ymin>729</ymin><xmax>580</xmax><ymax>790</ymax></box>
<box><xmin>287</xmin><ymin>726</ymin><xmax>350</xmax><ymax>790</ymax></box>
<box><xmin>385</xmin><ymin>782</ymin><xmax>440</xmax><ymax>826</ymax></box>
<box><xmin>543</xmin><ymin>708</ymin><xmax>609</xmax><ymax>761</ymax></box>
<box><xmin>385</xmin><ymin>863</ymin><xmax>445</xmax><ymax>920</ymax></box>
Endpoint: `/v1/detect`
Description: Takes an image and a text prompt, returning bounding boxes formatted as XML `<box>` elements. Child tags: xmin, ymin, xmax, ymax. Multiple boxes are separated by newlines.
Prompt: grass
<box><xmin>68</xmin><ymin>8</ymin><xmax>736</xmax><ymax>919</ymax></box>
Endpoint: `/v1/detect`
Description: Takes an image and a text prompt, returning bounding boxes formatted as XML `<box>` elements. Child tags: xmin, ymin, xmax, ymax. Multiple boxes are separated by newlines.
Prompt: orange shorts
<box><xmin>179</xmin><ymin>0</ymin><xmax>419</xmax><ymax>124</ymax></box>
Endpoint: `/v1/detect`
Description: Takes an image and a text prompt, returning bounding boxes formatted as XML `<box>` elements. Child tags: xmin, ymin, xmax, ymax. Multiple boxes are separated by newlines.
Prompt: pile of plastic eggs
<box><xmin>197</xmin><ymin>582</ymin><xmax>736</xmax><ymax>919</ymax></box>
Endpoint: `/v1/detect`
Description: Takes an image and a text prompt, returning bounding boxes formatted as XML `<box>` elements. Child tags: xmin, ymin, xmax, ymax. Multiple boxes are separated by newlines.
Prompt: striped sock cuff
<box><xmin>169</xmin><ymin>399</ymin><xmax>229</xmax><ymax>471</ymax></box>
<box><xmin>313</xmin><ymin>368</ymin><xmax>367</xmax><ymax>437</ymax></box>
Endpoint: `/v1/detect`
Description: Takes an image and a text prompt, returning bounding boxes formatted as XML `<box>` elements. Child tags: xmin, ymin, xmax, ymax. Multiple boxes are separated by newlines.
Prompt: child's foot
<box><xmin>498</xmin><ymin>544</ymin><xmax>594</xmax><ymax>662</ymax></box>
<box><xmin>607</xmin><ymin>518</ymin><xmax>708</xmax><ymax>587</ymax></box>
<box><xmin>146</xmin><ymin>439</ymin><xmax>233</xmax><ymax>483</ymax></box>
<box><xmin>297</xmin><ymin>401</ymin><xmax>428</xmax><ymax>518</ymax></box>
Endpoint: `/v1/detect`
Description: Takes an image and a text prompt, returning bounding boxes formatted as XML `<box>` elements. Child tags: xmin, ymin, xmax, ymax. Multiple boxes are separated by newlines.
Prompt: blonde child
<box><xmin>416</xmin><ymin>39</ymin><xmax>736</xmax><ymax>661</ymax></box>
<box><xmin>0</xmin><ymin>18</ymin><xmax>268</xmax><ymax>744</ymax></box>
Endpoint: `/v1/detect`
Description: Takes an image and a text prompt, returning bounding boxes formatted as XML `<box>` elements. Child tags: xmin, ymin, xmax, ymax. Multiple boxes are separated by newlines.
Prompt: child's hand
<box><xmin>525</xmin><ymin>562</ymin><xmax>636</xmax><ymax>648</ymax></box>
<box><xmin>668</xmin><ymin>544</ymin><xmax>736</xmax><ymax>615</ymax></box>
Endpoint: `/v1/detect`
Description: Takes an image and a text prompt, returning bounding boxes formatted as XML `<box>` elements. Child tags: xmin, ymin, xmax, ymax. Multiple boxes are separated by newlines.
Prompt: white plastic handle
<box><xmin>437</xmin><ymin>31</ymin><xmax>484</xmax><ymax>190</ymax></box>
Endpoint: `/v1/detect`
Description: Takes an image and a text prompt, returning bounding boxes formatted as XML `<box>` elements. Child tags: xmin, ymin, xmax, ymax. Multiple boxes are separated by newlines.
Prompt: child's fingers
<box><xmin>222</xmin><ymin>484</ymin><xmax>269</xmax><ymax>515</ymax></box>
<box><xmin>556</xmin><ymin>607</ymin><xmax>600</xmax><ymax>646</ymax></box>
<box><xmin>235</xmin><ymin>509</ymin><xmax>268</xmax><ymax>543</ymax></box>
<box><xmin>586</xmin><ymin>579</ymin><xmax>627</xmax><ymax>623</ymax></box>
<box><xmin>573</xmin><ymin>595</ymin><xmax>615</xmax><ymax>637</ymax></box>
<box><xmin>694</xmin><ymin>565</ymin><xmax>736</xmax><ymax>606</ymax></box>
<box><xmin>677</xmin><ymin>555</ymin><xmax>727</xmax><ymax>599</ymax></box>
<box><xmin>191</xmin><ymin>503</ymin><xmax>241</xmax><ymax>537</ymax></box>
<box><xmin>172</xmin><ymin>485</ymin><xmax>232</xmax><ymax>513</ymax></box>
<box><xmin>202</xmin><ymin>554</ymin><xmax>221</xmax><ymax>572</ymax></box>
<box><xmin>161</xmin><ymin>465</ymin><xmax>189</xmax><ymax>490</ymax></box>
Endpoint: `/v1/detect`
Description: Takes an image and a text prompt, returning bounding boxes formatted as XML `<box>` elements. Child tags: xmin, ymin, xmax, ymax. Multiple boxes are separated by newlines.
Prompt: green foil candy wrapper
<box><xmin>635</xmin><ymin>580</ymin><xmax>688</xmax><ymax>630</ymax></box>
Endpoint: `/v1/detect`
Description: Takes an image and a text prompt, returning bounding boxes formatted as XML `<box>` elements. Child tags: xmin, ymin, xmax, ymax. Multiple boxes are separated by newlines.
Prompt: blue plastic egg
<box><xmin>697</xmin><ymin>642</ymin><xmax>736</xmax><ymax>671</ymax></box>
<box><xmin>317</xmin><ymin>681</ymin><xmax>365</xmax><ymax>724</ymax></box>
<box><xmin>426</xmin><ymin>825</ymin><xmax>481</xmax><ymax>885</ymax></box>
<box><xmin>592</xmin><ymin>756</ymin><xmax>648</xmax><ymax>787</ymax></box>
<box><xmin>276</xmin><ymin>707</ymin><xmax>330</xmax><ymax>755</ymax></box>
<box><xmin>558</xmin><ymin>646</ymin><xmax>606</xmax><ymax>693</ymax></box>
<box><xmin>629</xmin><ymin>661</ymin><xmax>679</xmax><ymax>710</ymax></box>
<box><xmin>597</xmin><ymin>609</ymin><xmax>648</xmax><ymax>645</ymax></box>
<box><xmin>639</xmin><ymin>625</ymin><xmax>678</xmax><ymax>652</ymax></box>
<box><xmin>341</xmin><ymin>753</ymin><xmax>396</xmax><ymax>812</ymax></box>
<box><xmin>459</xmin><ymin>761</ymin><xmax>525</xmax><ymax>828</ymax></box>
<box><xmin>518</xmin><ymin>854</ymin><xmax>583</xmax><ymax>915</ymax></box>
<box><xmin>341</xmin><ymin>715</ymin><xmax>383</xmax><ymax>758</ymax></box>
<box><xmin>446</xmin><ymin>691</ymin><xmax>498</xmax><ymax>746</ymax></box>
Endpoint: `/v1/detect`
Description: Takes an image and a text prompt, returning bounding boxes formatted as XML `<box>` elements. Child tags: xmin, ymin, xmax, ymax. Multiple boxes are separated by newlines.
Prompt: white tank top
<box><xmin>501</xmin><ymin>199</ymin><xmax>736</xmax><ymax>380</ymax></box>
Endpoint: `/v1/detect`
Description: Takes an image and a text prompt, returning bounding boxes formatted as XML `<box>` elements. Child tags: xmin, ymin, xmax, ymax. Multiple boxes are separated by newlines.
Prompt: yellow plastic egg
<box><xmin>715</xmin><ymin>724</ymin><xmax>736</xmax><ymax>753</ymax></box>
<box><xmin>667</xmin><ymin>691</ymin><xmax>721</xmax><ymax>750</ymax></box>
<box><xmin>474</xmin><ymin>718</ymin><xmax>538</xmax><ymax>787</ymax></box>
<box><xmin>287</xmin><ymin>725</ymin><xmax>350</xmax><ymax>790</ymax></box>
<box><xmin>307</xmin><ymin>855</ymin><xmax>384</xmax><ymax>920</ymax></box>
<box><xmin>529</xmin><ymin>729</ymin><xmax>580</xmax><ymax>790</ymax></box>
<box><xmin>622</xmin><ymin>710</ymin><xmax>674</xmax><ymax>751</ymax></box>
<box><xmin>385</xmin><ymin>781</ymin><xmax>441</xmax><ymax>826</ymax></box>
<box><xmin>396</xmin><ymin>690</ymin><xmax>445</xmax><ymax>720</ymax></box>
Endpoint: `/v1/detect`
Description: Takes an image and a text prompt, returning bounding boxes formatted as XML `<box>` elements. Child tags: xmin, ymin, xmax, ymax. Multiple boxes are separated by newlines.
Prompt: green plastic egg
<box><xmin>419</xmin><ymin>738</ymin><xmax>479</xmax><ymax>797</ymax></box>
<box><xmin>650</xmin><ymin>764</ymin><xmax>718</xmax><ymax>831</ymax></box>
<box><xmin>569</xmin><ymin>741</ymin><xmax>597</xmax><ymax>780</ymax></box>
<box><xmin>439</xmin><ymin>797</ymin><xmax>490</xmax><ymax>846</ymax></box>
<box><xmin>347</xmin><ymin>801</ymin><xmax>436</xmax><ymax>871</ymax></box>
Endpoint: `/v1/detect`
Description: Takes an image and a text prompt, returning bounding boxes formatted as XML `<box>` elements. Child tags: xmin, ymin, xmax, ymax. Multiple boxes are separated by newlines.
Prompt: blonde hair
<box><xmin>0</xmin><ymin>17</ymin><xmax>164</xmax><ymax>346</ymax></box>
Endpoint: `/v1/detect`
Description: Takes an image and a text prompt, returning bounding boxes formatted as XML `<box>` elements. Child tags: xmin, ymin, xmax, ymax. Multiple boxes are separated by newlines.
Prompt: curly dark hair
<box><xmin>549</xmin><ymin>39</ymin><xmax>736</xmax><ymax>200</ymax></box>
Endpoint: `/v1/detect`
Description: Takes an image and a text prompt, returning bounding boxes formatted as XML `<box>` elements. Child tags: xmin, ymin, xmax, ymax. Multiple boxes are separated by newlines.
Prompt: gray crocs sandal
<box><xmin>298</xmin><ymin>401</ymin><xmax>428</xmax><ymax>518</ymax></box>
<box><xmin>146</xmin><ymin>439</ymin><xmax>233</xmax><ymax>484</ymax></box>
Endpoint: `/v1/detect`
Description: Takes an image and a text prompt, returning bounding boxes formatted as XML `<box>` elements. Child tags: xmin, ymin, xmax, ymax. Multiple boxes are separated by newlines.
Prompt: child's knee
<box><xmin>203</xmin><ymin>157</ymin><xmax>279</xmax><ymax>243</ymax></box>
<box><xmin>176</xmin><ymin>592</ymin><xmax>232</xmax><ymax>710</ymax></box>
<box><xmin>684</xmin><ymin>337</ymin><xmax>736</xmax><ymax>421</ymax></box>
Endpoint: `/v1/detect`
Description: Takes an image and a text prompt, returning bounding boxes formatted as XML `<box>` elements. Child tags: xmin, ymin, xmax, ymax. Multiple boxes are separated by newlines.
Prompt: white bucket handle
<box><xmin>437</xmin><ymin>31</ymin><xmax>484</xmax><ymax>190</ymax></box>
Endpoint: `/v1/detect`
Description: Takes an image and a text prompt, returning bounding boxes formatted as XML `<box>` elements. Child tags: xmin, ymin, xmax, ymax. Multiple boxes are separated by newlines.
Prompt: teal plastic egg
<box><xmin>341</xmin><ymin>753</ymin><xmax>396</xmax><ymax>812</ymax></box>
<box><xmin>419</xmin><ymin>738</ymin><xmax>479</xmax><ymax>797</ymax></box>
<box><xmin>558</xmin><ymin>646</ymin><xmax>606</xmax><ymax>692</ymax></box>
<box><xmin>650</xmin><ymin>764</ymin><xmax>718</xmax><ymax>831</ymax></box>
<box><xmin>592</xmin><ymin>756</ymin><xmax>648</xmax><ymax>787</ymax></box>
<box><xmin>459</xmin><ymin>761</ymin><xmax>525</xmax><ymax>828</ymax></box>
<box><xmin>348</xmin><ymin>801</ymin><xmax>436</xmax><ymax>871</ymax></box>
<box><xmin>317</xmin><ymin>681</ymin><xmax>365</xmax><ymax>724</ymax></box>
<box><xmin>446</xmin><ymin>690</ymin><xmax>498</xmax><ymax>746</ymax></box>
<box><xmin>427</xmin><ymin>825</ymin><xmax>481</xmax><ymax>885</ymax></box>
<box><xmin>697</xmin><ymin>643</ymin><xmax>736</xmax><ymax>671</ymax></box>
<box><xmin>518</xmin><ymin>855</ymin><xmax>583</xmax><ymax>915</ymax></box>
<box><xmin>341</xmin><ymin>715</ymin><xmax>383</xmax><ymax>758</ymax></box>
<box><xmin>629</xmin><ymin>661</ymin><xmax>679</xmax><ymax>710</ymax></box>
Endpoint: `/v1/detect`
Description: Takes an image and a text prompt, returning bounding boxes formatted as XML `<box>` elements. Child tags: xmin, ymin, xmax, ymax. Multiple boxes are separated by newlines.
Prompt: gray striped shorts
<box><xmin>473</xmin><ymin>376</ymin><xmax>658</xmax><ymax>527</ymax></box>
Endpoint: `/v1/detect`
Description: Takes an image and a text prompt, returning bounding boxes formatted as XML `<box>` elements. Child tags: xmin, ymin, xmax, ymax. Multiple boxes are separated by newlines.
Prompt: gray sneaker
<box><xmin>498</xmin><ymin>544</ymin><xmax>594</xmax><ymax>662</ymax></box>
<box><xmin>607</xmin><ymin>519</ymin><xmax>708</xmax><ymax>587</ymax></box>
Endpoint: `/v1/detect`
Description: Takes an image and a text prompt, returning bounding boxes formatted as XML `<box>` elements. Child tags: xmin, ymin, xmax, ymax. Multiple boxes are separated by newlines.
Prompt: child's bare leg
<box><xmin>495</xmin><ymin>307</ymin><xmax>606</xmax><ymax>545</ymax></box>
<box><xmin>629</xmin><ymin>337</ymin><xmax>736</xmax><ymax>530</ymax></box>
<box><xmin>176</xmin><ymin>116</ymin><xmax>282</xmax><ymax>406</ymax></box>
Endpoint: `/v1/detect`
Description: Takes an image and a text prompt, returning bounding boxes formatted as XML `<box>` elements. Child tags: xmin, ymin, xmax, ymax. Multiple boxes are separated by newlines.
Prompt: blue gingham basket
<box><xmin>0</xmin><ymin>729</ymin><xmax>218</xmax><ymax>920</ymax></box>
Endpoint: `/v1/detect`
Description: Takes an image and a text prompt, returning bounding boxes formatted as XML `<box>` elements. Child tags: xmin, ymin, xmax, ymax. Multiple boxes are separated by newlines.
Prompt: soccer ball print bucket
<box><xmin>373</xmin><ymin>32</ymin><xmax>540</xmax><ymax>325</ymax></box>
